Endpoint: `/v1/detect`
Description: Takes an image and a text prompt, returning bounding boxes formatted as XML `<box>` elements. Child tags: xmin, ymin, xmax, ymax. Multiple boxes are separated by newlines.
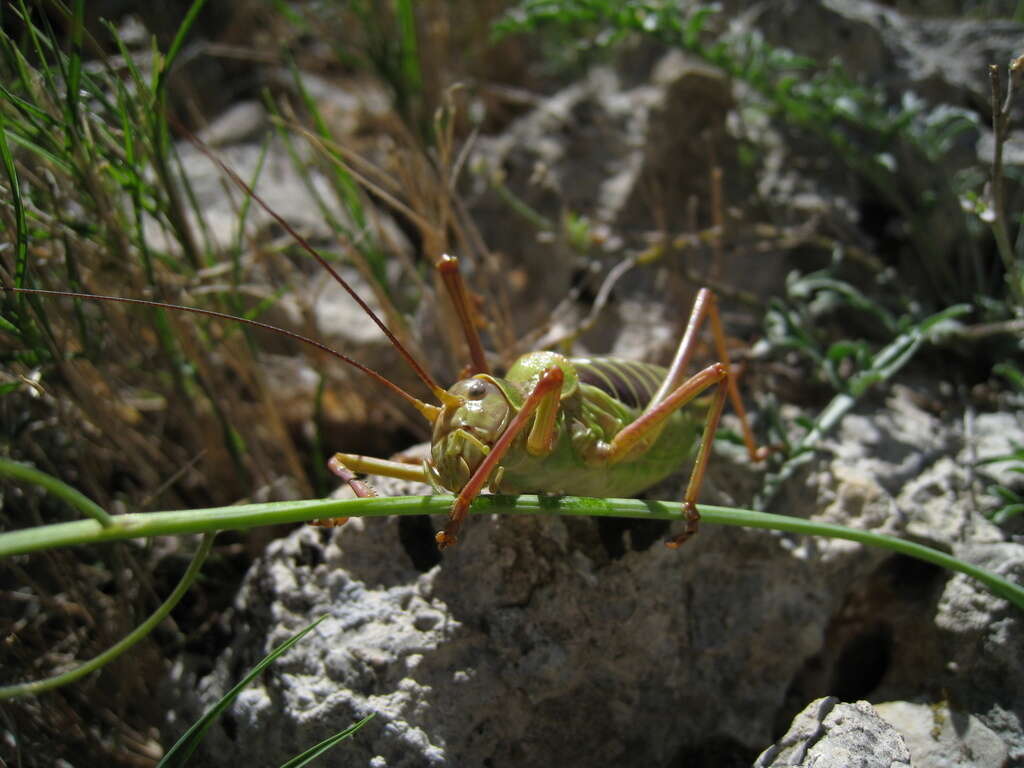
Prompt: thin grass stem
<box><xmin>0</xmin><ymin>490</ymin><xmax>1020</xmax><ymax>611</ymax></box>
<box><xmin>0</xmin><ymin>533</ymin><xmax>214</xmax><ymax>699</ymax></box>
<box><xmin>0</xmin><ymin>457</ymin><xmax>114</xmax><ymax>527</ymax></box>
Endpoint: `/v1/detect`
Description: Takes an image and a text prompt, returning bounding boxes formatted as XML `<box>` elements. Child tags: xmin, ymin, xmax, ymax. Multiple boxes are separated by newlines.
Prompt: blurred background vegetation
<box><xmin>1</xmin><ymin>0</ymin><xmax>1021</xmax><ymax>764</ymax></box>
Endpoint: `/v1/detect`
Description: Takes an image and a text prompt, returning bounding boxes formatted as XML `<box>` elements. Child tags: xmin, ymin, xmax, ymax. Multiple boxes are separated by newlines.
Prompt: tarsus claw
<box><xmin>666</xmin><ymin>502</ymin><xmax>701</xmax><ymax>549</ymax></box>
<box><xmin>435</xmin><ymin>530</ymin><xmax>457</xmax><ymax>550</ymax></box>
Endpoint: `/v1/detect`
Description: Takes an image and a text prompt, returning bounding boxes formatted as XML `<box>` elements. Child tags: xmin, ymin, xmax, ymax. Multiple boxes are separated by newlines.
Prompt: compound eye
<box><xmin>466</xmin><ymin>379</ymin><xmax>488</xmax><ymax>400</ymax></box>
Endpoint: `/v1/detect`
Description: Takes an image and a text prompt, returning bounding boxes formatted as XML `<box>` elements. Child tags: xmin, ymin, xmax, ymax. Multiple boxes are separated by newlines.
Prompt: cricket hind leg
<box><xmin>599</xmin><ymin>361</ymin><xmax>730</xmax><ymax>547</ymax></box>
<box><xmin>436</xmin><ymin>254</ymin><xmax>490</xmax><ymax>377</ymax></box>
<box><xmin>652</xmin><ymin>288</ymin><xmax>770</xmax><ymax>464</ymax></box>
<box><xmin>601</xmin><ymin>288</ymin><xmax>770</xmax><ymax>547</ymax></box>
<box><xmin>666</xmin><ymin>375</ymin><xmax>728</xmax><ymax>548</ymax></box>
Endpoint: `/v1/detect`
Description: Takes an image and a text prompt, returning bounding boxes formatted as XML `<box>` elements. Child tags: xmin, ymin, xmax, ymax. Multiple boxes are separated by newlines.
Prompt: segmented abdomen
<box><xmin>571</xmin><ymin>357</ymin><xmax>668</xmax><ymax>410</ymax></box>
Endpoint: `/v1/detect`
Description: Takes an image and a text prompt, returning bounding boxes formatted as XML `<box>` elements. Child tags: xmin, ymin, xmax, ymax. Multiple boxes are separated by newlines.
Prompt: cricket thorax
<box><xmin>430</xmin><ymin>376</ymin><xmax>513</xmax><ymax>491</ymax></box>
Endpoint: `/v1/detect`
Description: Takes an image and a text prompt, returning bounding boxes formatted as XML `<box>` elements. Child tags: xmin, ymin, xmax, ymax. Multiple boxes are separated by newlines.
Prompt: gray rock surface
<box><xmin>780</xmin><ymin>388</ymin><xmax>1024</xmax><ymax>751</ymax></box>
<box><xmin>755</xmin><ymin>697</ymin><xmax>912</xmax><ymax>768</ymax></box>
<box><xmin>876</xmin><ymin>700</ymin><xmax>1010</xmax><ymax>768</ymax></box>
<box><xmin>734</xmin><ymin>0</ymin><xmax>1024</xmax><ymax>112</ymax></box>
<box><xmin>168</xmin><ymin>496</ymin><xmax>845</xmax><ymax>766</ymax></box>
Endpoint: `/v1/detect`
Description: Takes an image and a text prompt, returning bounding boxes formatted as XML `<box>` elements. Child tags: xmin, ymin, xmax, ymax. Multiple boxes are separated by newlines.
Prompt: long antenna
<box><xmin>6</xmin><ymin>287</ymin><xmax>443</xmax><ymax>424</ymax></box>
<box><xmin>184</xmin><ymin>132</ymin><xmax>461</xmax><ymax>409</ymax></box>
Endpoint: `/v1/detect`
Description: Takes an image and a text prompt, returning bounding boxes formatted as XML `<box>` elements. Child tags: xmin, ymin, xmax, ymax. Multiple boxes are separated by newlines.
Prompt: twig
<box><xmin>988</xmin><ymin>58</ymin><xmax>1024</xmax><ymax>310</ymax></box>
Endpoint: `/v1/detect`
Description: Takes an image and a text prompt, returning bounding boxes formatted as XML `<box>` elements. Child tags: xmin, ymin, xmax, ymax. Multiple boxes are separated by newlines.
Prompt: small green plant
<box><xmin>496</xmin><ymin>1</ymin><xmax>1000</xmax><ymax>311</ymax></box>
<box><xmin>982</xmin><ymin>56</ymin><xmax>1024</xmax><ymax>311</ymax></box>
<box><xmin>755</xmin><ymin>269</ymin><xmax>971</xmax><ymax>500</ymax></box>
<box><xmin>977</xmin><ymin>362</ymin><xmax>1024</xmax><ymax>524</ymax></box>
<box><xmin>981</xmin><ymin>444</ymin><xmax>1024</xmax><ymax>524</ymax></box>
<box><xmin>0</xmin><ymin>3</ymin><xmax>435</xmax><ymax>759</ymax></box>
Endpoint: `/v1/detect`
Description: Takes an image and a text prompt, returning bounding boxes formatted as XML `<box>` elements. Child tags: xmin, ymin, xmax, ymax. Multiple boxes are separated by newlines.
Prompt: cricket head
<box><xmin>429</xmin><ymin>375</ymin><xmax>513</xmax><ymax>492</ymax></box>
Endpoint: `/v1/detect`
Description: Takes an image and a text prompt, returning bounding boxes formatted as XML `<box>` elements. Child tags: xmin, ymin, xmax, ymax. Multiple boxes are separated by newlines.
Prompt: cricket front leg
<box><xmin>436</xmin><ymin>367</ymin><xmax>564</xmax><ymax>550</ymax></box>
<box><xmin>330</xmin><ymin>452</ymin><xmax>431</xmax><ymax>484</ymax></box>
<box><xmin>313</xmin><ymin>453</ymin><xmax>433</xmax><ymax>527</ymax></box>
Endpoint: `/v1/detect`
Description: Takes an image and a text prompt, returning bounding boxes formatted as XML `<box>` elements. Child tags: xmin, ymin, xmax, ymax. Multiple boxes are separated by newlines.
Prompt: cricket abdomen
<box><xmin>478</xmin><ymin>352</ymin><xmax>705</xmax><ymax>498</ymax></box>
<box><xmin>495</xmin><ymin>380</ymin><xmax>702</xmax><ymax>498</ymax></box>
<box><xmin>495</xmin><ymin>414</ymin><xmax>700</xmax><ymax>497</ymax></box>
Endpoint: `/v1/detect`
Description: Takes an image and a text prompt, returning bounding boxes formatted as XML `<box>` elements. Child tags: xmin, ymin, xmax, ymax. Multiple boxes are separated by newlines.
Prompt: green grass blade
<box><xmin>13</xmin><ymin>0</ymin><xmax>57</xmax><ymax>95</ymax></box>
<box><xmin>0</xmin><ymin>533</ymin><xmax>214</xmax><ymax>699</ymax></box>
<box><xmin>277</xmin><ymin>714</ymin><xmax>376</xmax><ymax>768</ymax></box>
<box><xmin>64</xmin><ymin>0</ymin><xmax>85</xmax><ymax>129</ymax></box>
<box><xmin>268</xmin><ymin>81</ymin><xmax>401</xmax><ymax>311</ymax></box>
<box><xmin>229</xmin><ymin>135</ymin><xmax>271</xmax><ymax>306</ymax></box>
<box><xmin>0</xmin><ymin>314</ymin><xmax>19</xmax><ymax>333</ymax></box>
<box><xmin>103</xmin><ymin>16</ymin><xmax>149</xmax><ymax>98</ymax></box>
<box><xmin>994</xmin><ymin>361</ymin><xmax>1024</xmax><ymax>391</ymax></box>
<box><xmin>158</xmin><ymin>615</ymin><xmax>329</xmax><ymax>768</ymax></box>
<box><xmin>0</xmin><ymin>112</ymin><xmax>28</xmax><ymax>287</ymax></box>
<box><xmin>283</xmin><ymin>63</ymin><xmax>368</xmax><ymax>233</ymax></box>
<box><xmin>115</xmin><ymin>80</ymin><xmax>160</xmax><ymax>285</ymax></box>
<box><xmin>2</xmin><ymin>128</ymin><xmax>73</xmax><ymax>173</ymax></box>
<box><xmin>0</xmin><ymin>80</ymin><xmax>57</xmax><ymax>127</ymax></box>
<box><xmin>395</xmin><ymin>0</ymin><xmax>422</xmax><ymax>113</ymax></box>
<box><xmin>154</xmin><ymin>0</ymin><xmax>209</xmax><ymax>98</ymax></box>
<box><xmin>0</xmin><ymin>457</ymin><xmax>114</xmax><ymax>527</ymax></box>
<box><xmin>148</xmin><ymin>0</ymin><xmax>208</xmax><ymax>269</ymax></box>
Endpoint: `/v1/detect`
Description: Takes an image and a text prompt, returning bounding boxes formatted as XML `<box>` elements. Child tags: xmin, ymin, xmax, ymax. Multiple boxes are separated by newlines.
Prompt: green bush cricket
<box><xmin>332</xmin><ymin>255</ymin><xmax>771</xmax><ymax>548</ymax></box>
